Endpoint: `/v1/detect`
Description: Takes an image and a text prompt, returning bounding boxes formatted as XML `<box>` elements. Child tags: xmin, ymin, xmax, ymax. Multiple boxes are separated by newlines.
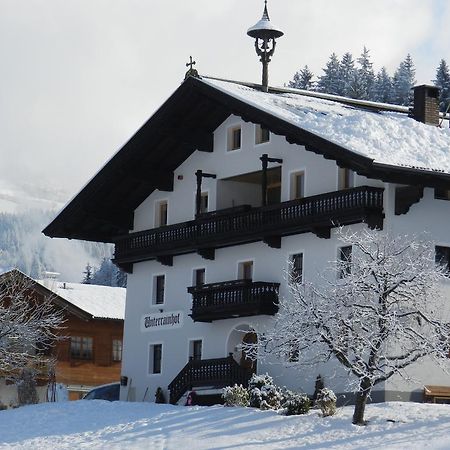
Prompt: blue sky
<box><xmin>0</xmin><ymin>0</ymin><xmax>448</xmax><ymax>201</ymax></box>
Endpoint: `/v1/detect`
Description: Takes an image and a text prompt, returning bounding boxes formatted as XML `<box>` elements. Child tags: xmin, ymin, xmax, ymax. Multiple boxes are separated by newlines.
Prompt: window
<box><xmin>435</xmin><ymin>246</ymin><xmax>450</xmax><ymax>273</ymax></box>
<box><xmin>435</xmin><ymin>188</ymin><xmax>450</xmax><ymax>200</ymax></box>
<box><xmin>199</xmin><ymin>192</ymin><xmax>208</xmax><ymax>214</ymax></box>
<box><xmin>112</xmin><ymin>339</ymin><xmax>122</xmax><ymax>362</ymax></box>
<box><xmin>227</xmin><ymin>126</ymin><xmax>241</xmax><ymax>151</ymax></box>
<box><xmin>290</xmin><ymin>253</ymin><xmax>303</xmax><ymax>283</ymax></box>
<box><xmin>338</xmin><ymin>167</ymin><xmax>354</xmax><ymax>189</ymax></box>
<box><xmin>154</xmin><ymin>275</ymin><xmax>165</xmax><ymax>305</ymax></box>
<box><xmin>70</xmin><ymin>336</ymin><xmax>93</xmax><ymax>360</ymax></box>
<box><xmin>255</xmin><ymin>124</ymin><xmax>270</xmax><ymax>144</ymax></box>
<box><xmin>155</xmin><ymin>200</ymin><xmax>168</xmax><ymax>227</ymax></box>
<box><xmin>290</xmin><ymin>171</ymin><xmax>305</xmax><ymax>199</ymax></box>
<box><xmin>238</xmin><ymin>261</ymin><xmax>253</xmax><ymax>280</ymax></box>
<box><xmin>189</xmin><ymin>340</ymin><xmax>202</xmax><ymax>361</ymax></box>
<box><xmin>149</xmin><ymin>344</ymin><xmax>162</xmax><ymax>374</ymax></box>
<box><xmin>339</xmin><ymin>246</ymin><xmax>352</xmax><ymax>278</ymax></box>
<box><xmin>194</xmin><ymin>268</ymin><xmax>205</xmax><ymax>287</ymax></box>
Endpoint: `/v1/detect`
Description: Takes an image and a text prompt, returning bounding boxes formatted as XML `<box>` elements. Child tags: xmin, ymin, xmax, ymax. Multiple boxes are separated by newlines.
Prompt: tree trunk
<box><xmin>17</xmin><ymin>368</ymin><xmax>38</xmax><ymax>406</ymax></box>
<box><xmin>352</xmin><ymin>378</ymin><xmax>372</xmax><ymax>425</ymax></box>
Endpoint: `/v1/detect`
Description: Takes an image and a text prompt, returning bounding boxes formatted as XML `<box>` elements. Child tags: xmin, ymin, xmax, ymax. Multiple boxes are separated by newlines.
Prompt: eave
<box><xmin>43</xmin><ymin>76</ymin><xmax>450</xmax><ymax>243</ymax></box>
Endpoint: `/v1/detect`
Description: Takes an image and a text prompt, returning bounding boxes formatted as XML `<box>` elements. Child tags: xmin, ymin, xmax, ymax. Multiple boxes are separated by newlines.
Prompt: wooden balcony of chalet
<box><xmin>113</xmin><ymin>186</ymin><xmax>384</xmax><ymax>269</ymax></box>
<box><xmin>188</xmin><ymin>279</ymin><xmax>279</xmax><ymax>322</ymax></box>
<box><xmin>168</xmin><ymin>355</ymin><xmax>253</xmax><ymax>405</ymax></box>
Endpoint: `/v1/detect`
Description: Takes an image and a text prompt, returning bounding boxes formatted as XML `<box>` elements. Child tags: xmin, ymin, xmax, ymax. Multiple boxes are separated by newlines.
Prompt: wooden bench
<box><xmin>424</xmin><ymin>385</ymin><xmax>450</xmax><ymax>404</ymax></box>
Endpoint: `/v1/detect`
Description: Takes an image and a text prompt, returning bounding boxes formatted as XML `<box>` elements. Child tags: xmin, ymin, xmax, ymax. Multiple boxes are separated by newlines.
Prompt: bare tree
<box><xmin>0</xmin><ymin>270</ymin><xmax>65</xmax><ymax>404</ymax></box>
<box><xmin>250</xmin><ymin>229</ymin><xmax>450</xmax><ymax>425</ymax></box>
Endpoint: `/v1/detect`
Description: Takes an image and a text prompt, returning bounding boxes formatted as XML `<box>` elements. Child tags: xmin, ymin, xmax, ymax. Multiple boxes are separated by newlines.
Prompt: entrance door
<box><xmin>240</xmin><ymin>332</ymin><xmax>257</xmax><ymax>372</ymax></box>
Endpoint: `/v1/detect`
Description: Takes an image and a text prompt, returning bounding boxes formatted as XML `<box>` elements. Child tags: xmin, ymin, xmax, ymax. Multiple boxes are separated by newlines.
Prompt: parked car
<box><xmin>82</xmin><ymin>383</ymin><xmax>120</xmax><ymax>401</ymax></box>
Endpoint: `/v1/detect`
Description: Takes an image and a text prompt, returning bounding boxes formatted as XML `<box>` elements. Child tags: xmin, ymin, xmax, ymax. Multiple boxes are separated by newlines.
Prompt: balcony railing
<box><xmin>168</xmin><ymin>355</ymin><xmax>253</xmax><ymax>405</ymax></box>
<box><xmin>114</xmin><ymin>186</ymin><xmax>384</xmax><ymax>266</ymax></box>
<box><xmin>188</xmin><ymin>279</ymin><xmax>279</xmax><ymax>322</ymax></box>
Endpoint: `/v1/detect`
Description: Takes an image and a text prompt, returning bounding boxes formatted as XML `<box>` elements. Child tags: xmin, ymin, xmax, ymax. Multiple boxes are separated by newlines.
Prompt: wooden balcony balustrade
<box><xmin>168</xmin><ymin>355</ymin><xmax>253</xmax><ymax>405</ymax></box>
<box><xmin>114</xmin><ymin>186</ymin><xmax>384</xmax><ymax>268</ymax></box>
<box><xmin>188</xmin><ymin>279</ymin><xmax>279</xmax><ymax>322</ymax></box>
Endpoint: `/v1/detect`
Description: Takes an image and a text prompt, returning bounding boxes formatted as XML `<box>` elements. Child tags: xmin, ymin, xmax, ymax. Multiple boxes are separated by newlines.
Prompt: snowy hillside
<box><xmin>0</xmin><ymin>180</ymin><xmax>67</xmax><ymax>214</ymax></box>
<box><xmin>0</xmin><ymin>401</ymin><xmax>449</xmax><ymax>449</ymax></box>
<box><xmin>0</xmin><ymin>180</ymin><xmax>111</xmax><ymax>282</ymax></box>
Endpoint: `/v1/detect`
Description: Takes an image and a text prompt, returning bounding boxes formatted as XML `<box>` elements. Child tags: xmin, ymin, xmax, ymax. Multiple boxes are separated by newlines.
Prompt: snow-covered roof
<box><xmin>37</xmin><ymin>280</ymin><xmax>126</xmax><ymax>320</ymax></box>
<box><xmin>203</xmin><ymin>78</ymin><xmax>450</xmax><ymax>175</ymax></box>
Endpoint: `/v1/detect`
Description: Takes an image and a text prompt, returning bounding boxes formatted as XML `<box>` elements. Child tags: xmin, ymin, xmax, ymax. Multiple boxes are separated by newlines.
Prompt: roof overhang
<box><xmin>43</xmin><ymin>76</ymin><xmax>450</xmax><ymax>243</ymax></box>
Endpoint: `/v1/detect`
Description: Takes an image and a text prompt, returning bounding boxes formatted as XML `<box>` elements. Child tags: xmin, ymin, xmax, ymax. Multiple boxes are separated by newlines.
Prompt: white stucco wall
<box><xmin>121</xmin><ymin>114</ymin><xmax>450</xmax><ymax>403</ymax></box>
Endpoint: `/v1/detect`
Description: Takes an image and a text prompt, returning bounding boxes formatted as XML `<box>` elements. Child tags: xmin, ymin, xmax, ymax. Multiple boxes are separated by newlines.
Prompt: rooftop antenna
<box><xmin>247</xmin><ymin>0</ymin><xmax>284</xmax><ymax>92</ymax></box>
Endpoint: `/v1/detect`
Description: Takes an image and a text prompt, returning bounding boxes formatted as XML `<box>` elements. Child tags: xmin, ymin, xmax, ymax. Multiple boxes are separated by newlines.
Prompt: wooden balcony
<box><xmin>188</xmin><ymin>279</ymin><xmax>279</xmax><ymax>322</ymax></box>
<box><xmin>114</xmin><ymin>186</ymin><xmax>384</xmax><ymax>269</ymax></box>
<box><xmin>168</xmin><ymin>355</ymin><xmax>253</xmax><ymax>404</ymax></box>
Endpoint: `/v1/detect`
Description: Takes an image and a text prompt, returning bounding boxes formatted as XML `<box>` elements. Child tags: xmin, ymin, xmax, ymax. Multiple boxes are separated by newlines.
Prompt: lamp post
<box><xmin>247</xmin><ymin>1</ymin><xmax>284</xmax><ymax>92</ymax></box>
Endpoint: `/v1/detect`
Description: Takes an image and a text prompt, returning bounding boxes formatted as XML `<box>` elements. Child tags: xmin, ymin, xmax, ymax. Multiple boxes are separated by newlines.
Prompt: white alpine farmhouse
<box><xmin>44</xmin><ymin>5</ymin><xmax>450</xmax><ymax>406</ymax></box>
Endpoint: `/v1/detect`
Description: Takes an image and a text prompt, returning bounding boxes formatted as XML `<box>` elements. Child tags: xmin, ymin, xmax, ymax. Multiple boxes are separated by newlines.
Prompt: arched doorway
<box><xmin>240</xmin><ymin>331</ymin><xmax>257</xmax><ymax>373</ymax></box>
<box><xmin>226</xmin><ymin>325</ymin><xmax>257</xmax><ymax>373</ymax></box>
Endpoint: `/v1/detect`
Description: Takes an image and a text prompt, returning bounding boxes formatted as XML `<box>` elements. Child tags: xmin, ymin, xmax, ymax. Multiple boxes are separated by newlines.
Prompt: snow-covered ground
<box><xmin>0</xmin><ymin>401</ymin><xmax>449</xmax><ymax>449</ymax></box>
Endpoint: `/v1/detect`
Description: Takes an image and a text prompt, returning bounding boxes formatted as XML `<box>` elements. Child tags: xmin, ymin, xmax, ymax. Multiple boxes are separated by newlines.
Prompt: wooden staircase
<box><xmin>168</xmin><ymin>356</ymin><xmax>253</xmax><ymax>405</ymax></box>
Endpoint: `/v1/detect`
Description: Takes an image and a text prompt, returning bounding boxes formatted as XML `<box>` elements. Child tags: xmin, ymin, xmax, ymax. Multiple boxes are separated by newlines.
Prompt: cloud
<box><xmin>0</xmin><ymin>0</ymin><xmax>446</xmax><ymax>201</ymax></box>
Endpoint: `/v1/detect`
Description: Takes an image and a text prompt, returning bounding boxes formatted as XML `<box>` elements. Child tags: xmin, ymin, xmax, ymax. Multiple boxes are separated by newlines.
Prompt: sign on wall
<box><xmin>141</xmin><ymin>311</ymin><xmax>183</xmax><ymax>332</ymax></box>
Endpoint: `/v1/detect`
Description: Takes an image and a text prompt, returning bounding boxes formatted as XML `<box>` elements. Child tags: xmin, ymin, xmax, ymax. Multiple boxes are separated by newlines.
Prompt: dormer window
<box><xmin>255</xmin><ymin>124</ymin><xmax>270</xmax><ymax>144</ymax></box>
<box><xmin>155</xmin><ymin>200</ymin><xmax>168</xmax><ymax>227</ymax></box>
<box><xmin>227</xmin><ymin>126</ymin><xmax>241</xmax><ymax>151</ymax></box>
<box><xmin>338</xmin><ymin>167</ymin><xmax>354</xmax><ymax>190</ymax></box>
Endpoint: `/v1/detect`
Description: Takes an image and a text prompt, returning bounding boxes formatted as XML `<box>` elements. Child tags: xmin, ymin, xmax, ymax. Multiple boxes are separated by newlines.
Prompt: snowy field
<box><xmin>0</xmin><ymin>401</ymin><xmax>449</xmax><ymax>449</ymax></box>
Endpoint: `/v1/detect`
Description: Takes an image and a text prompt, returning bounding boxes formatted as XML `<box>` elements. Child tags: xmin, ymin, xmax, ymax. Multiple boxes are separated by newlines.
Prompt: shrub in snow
<box><xmin>282</xmin><ymin>390</ymin><xmax>312</xmax><ymax>416</ymax></box>
<box><xmin>0</xmin><ymin>403</ymin><xmax>7</xmax><ymax>411</ymax></box>
<box><xmin>155</xmin><ymin>387</ymin><xmax>166</xmax><ymax>404</ymax></box>
<box><xmin>248</xmin><ymin>373</ymin><xmax>283</xmax><ymax>410</ymax></box>
<box><xmin>316</xmin><ymin>388</ymin><xmax>337</xmax><ymax>417</ymax></box>
<box><xmin>222</xmin><ymin>384</ymin><xmax>250</xmax><ymax>407</ymax></box>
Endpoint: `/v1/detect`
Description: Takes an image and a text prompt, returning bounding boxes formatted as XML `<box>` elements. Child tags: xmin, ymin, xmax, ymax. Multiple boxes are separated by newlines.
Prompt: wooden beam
<box><xmin>156</xmin><ymin>255</ymin><xmax>173</xmax><ymax>267</ymax></box>
<box><xmin>311</xmin><ymin>226</ymin><xmax>331</xmax><ymax>239</ymax></box>
<box><xmin>157</xmin><ymin>127</ymin><xmax>213</xmax><ymax>152</ymax></box>
<box><xmin>263</xmin><ymin>235</ymin><xmax>281</xmax><ymax>249</ymax></box>
<box><xmin>198</xmin><ymin>248</ymin><xmax>215</xmax><ymax>260</ymax></box>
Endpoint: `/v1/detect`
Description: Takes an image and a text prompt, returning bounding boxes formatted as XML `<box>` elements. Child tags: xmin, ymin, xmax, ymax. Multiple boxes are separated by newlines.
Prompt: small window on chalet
<box><xmin>434</xmin><ymin>188</ymin><xmax>450</xmax><ymax>201</ymax></box>
<box><xmin>338</xmin><ymin>246</ymin><xmax>352</xmax><ymax>278</ymax></box>
<box><xmin>227</xmin><ymin>126</ymin><xmax>241</xmax><ymax>151</ymax></box>
<box><xmin>238</xmin><ymin>261</ymin><xmax>253</xmax><ymax>280</ymax></box>
<box><xmin>70</xmin><ymin>336</ymin><xmax>93</xmax><ymax>360</ymax></box>
<box><xmin>149</xmin><ymin>343</ymin><xmax>162</xmax><ymax>374</ymax></box>
<box><xmin>153</xmin><ymin>275</ymin><xmax>165</xmax><ymax>305</ymax></box>
<box><xmin>255</xmin><ymin>124</ymin><xmax>270</xmax><ymax>144</ymax></box>
<box><xmin>290</xmin><ymin>171</ymin><xmax>305</xmax><ymax>200</ymax></box>
<box><xmin>112</xmin><ymin>339</ymin><xmax>122</xmax><ymax>362</ymax></box>
<box><xmin>155</xmin><ymin>200</ymin><xmax>168</xmax><ymax>227</ymax></box>
<box><xmin>289</xmin><ymin>253</ymin><xmax>303</xmax><ymax>283</ymax></box>
<box><xmin>193</xmin><ymin>268</ymin><xmax>205</xmax><ymax>287</ymax></box>
<box><xmin>189</xmin><ymin>339</ymin><xmax>202</xmax><ymax>361</ymax></box>
<box><xmin>338</xmin><ymin>167</ymin><xmax>354</xmax><ymax>190</ymax></box>
<box><xmin>435</xmin><ymin>246</ymin><xmax>450</xmax><ymax>273</ymax></box>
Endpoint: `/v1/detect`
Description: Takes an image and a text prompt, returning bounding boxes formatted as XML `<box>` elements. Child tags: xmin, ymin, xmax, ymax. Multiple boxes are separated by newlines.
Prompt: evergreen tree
<box><xmin>82</xmin><ymin>262</ymin><xmax>93</xmax><ymax>284</ymax></box>
<box><xmin>288</xmin><ymin>65</ymin><xmax>315</xmax><ymax>90</ymax></box>
<box><xmin>317</xmin><ymin>53</ymin><xmax>341</xmax><ymax>95</ymax></box>
<box><xmin>434</xmin><ymin>59</ymin><xmax>450</xmax><ymax>112</ymax></box>
<box><xmin>392</xmin><ymin>54</ymin><xmax>416</xmax><ymax>106</ymax></box>
<box><xmin>90</xmin><ymin>258</ymin><xmax>114</xmax><ymax>286</ymax></box>
<box><xmin>339</xmin><ymin>53</ymin><xmax>356</xmax><ymax>97</ymax></box>
<box><xmin>373</xmin><ymin>67</ymin><xmax>393</xmax><ymax>103</ymax></box>
<box><xmin>356</xmin><ymin>46</ymin><xmax>375</xmax><ymax>100</ymax></box>
<box><xmin>116</xmin><ymin>269</ymin><xmax>127</xmax><ymax>288</ymax></box>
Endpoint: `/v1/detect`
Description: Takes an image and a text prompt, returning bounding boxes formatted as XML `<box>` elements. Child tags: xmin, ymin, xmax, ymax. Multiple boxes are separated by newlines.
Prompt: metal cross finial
<box><xmin>186</xmin><ymin>56</ymin><xmax>196</xmax><ymax>71</ymax></box>
<box><xmin>184</xmin><ymin>56</ymin><xmax>199</xmax><ymax>80</ymax></box>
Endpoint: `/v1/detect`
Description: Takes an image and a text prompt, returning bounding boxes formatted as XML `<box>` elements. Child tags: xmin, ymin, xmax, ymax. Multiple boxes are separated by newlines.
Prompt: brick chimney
<box><xmin>411</xmin><ymin>85</ymin><xmax>440</xmax><ymax>126</ymax></box>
